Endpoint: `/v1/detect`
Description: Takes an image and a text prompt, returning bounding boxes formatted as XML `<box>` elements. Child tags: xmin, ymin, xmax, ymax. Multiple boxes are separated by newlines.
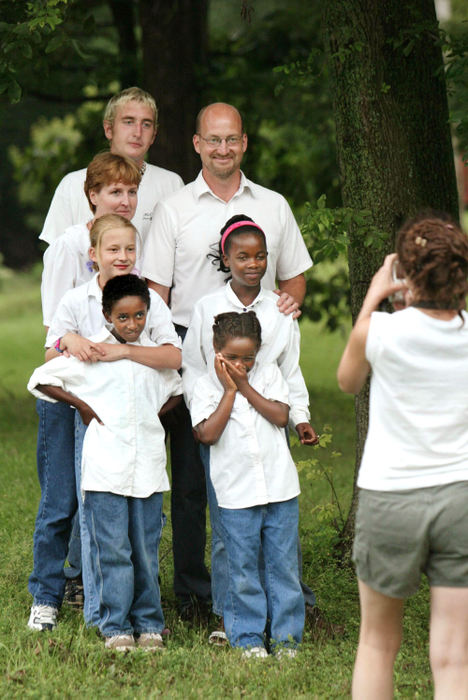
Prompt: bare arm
<box><xmin>147</xmin><ymin>280</ymin><xmax>170</xmax><ymax>305</ymax></box>
<box><xmin>95</xmin><ymin>342</ymin><xmax>182</xmax><ymax>370</ymax></box>
<box><xmin>337</xmin><ymin>253</ymin><xmax>405</xmax><ymax>395</ymax></box>
<box><xmin>195</xmin><ymin>355</ymin><xmax>237</xmax><ymax>445</ymax></box>
<box><xmin>276</xmin><ymin>273</ymin><xmax>306</xmax><ymax>319</ymax></box>
<box><xmin>36</xmin><ymin>384</ymin><xmax>102</xmax><ymax>426</ymax></box>
<box><xmin>158</xmin><ymin>394</ymin><xmax>182</xmax><ymax>419</ymax></box>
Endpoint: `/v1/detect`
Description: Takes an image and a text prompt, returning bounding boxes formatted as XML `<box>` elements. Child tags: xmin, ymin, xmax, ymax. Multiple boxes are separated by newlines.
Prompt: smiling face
<box><xmin>105</xmin><ymin>295</ymin><xmax>148</xmax><ymax>343</ymax></box>
<box><xmin>217</xmin><ymin>336</ymin><xmax>258</xmax><ymax>373</ymax></box>
<box><xmin>104</xmin><ymin>100</ymin><xmax>157</xmax><ymax>165</ymax></box>
<box><xmin>90</xmin><ymin>181</ymin><xmax>138</xmax><ymax>220</ymax></box>
<box><xmin>222</xmin><ymin>232</ymin><xmax>268</xmax><ymax>291</ymax></box>
<box><xmin>193</xmin><ymin>104</ymin><xmax>247</xmax><ymax>181</ymax></box>
<box><xmin>89</xmin><ymin>226</ymin><xmax>137</xmax><ymax>287</ymax></box>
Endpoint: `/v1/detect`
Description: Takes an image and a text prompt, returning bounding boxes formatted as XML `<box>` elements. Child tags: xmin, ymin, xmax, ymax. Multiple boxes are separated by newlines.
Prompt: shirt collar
<box><xmin>89</xmin><ymin>273</ymin><xmax>103</xmax><ymax>300</ymax></box>
<box><xmin>225</xmin><ymin>280</ymin><xmax>265</xmax><ymax>310</ymax></box>
<box><xmin>193</xmin><ymin>171</ymin><xmax>255</xmax><ymax>202</ymax></box>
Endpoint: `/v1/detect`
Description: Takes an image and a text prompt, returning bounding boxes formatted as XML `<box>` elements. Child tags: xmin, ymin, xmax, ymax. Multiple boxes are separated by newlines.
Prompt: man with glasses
<box><xmin>142</xmin><ymin>102</ymin><xmax>313</xmax><ymax>623</ymax></box>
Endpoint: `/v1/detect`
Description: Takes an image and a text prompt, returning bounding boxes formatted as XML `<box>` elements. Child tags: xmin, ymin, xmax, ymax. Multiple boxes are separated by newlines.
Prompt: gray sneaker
<box><xmin>104</xmin><ymin>634</ymin><xmax>136</xmax><ymax>652</ymax></box>
<box><xmin>28</xmin><ymin>604</ymin><xmax>58</xmax><ymax>631</ymax></box>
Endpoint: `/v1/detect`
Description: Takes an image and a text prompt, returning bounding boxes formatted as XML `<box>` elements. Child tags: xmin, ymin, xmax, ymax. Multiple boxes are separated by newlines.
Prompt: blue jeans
<box><xmin>84</xmin><ymin>490</ymin><xmax>165</xmax><ymax>638</ymax></box>
<box><xmin>219</xmin><ymin>498</ymin><xmax>305</xmax><ymax>650</ymax></box>
<box><xmin>74</xmin><ymin>413</ymin><xmax>100</xmax><ymax>626</ymax></box>
<box><xmin>29</xmin><ymin>399</ymin><xmax>77</xmax><ymax>607</ymax></box>
<box><xmin>200</xmin><ymin>445</ymin><xmax>316</xmax><ymax>617</ymax></box>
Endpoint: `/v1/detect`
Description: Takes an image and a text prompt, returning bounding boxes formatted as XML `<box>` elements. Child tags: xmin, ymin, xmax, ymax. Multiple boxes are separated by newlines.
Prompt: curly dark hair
<box><xmin>102</xmin><ymin>274</ymin><xmax>151</xmax><ymax>317</ymax></box>
<box><xmin>396</xmin><ymin>212</ymin><xmax>468</xmax><ymax>310</ymax></box>
<box><xmin>208</xmin><ymin>214</ymin><xmax>267</xmax><ymax>274</ymax></box>
<box><xmin>212</xmin><ymin>311</ymin><xmax>262</xmax><ymax>351</ymax></box>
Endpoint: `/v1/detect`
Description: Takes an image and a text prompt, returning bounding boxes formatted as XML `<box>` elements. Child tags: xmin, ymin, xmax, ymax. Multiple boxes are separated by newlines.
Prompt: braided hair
<box><xmin>212</xmin><ymin>311</ymin><xmax>262</xmax><ymax>352</ymax></box>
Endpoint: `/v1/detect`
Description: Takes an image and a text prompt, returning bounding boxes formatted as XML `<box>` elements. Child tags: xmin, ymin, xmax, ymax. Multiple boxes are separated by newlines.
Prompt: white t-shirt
<box><xmin>39</xmin><ymin>163</ymin><xmax>184</xmax><ymax>245</ymax></box>
<box><xmin>41</xmin><ymin>223</ymin><xmax>93</xmax><ymax>326</ymax></box>
<box><xmin>358</xmin><ymin>307</ymin><xmax>468</xmax><ymax>491</ymax></box>
<box><xmin>45</xmin><ymin>272</ymin><xmax>181</xmax><ymax>350</ymax></box>
<box><xmin>190</xmin><ymin>362</ymin><xmax>300</xmax><ymax>509</ymax></box>
<box><xmin>28</xmin><ymin>328</ymin><xmax>182</xmax><ymax>498</ymax></box>
<box><xmin>182</xmin><ymin>282</ymin><xmax>310</xmax><ymax>428</ymax></box>
<box><xmin>141</xmin><ymin>171</ymin><xmax>313</xmax><ymax>327</ymax></box>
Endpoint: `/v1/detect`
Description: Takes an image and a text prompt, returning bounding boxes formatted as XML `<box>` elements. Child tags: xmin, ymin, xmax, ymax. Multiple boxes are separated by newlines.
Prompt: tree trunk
<box><xmin>108</xmin><ymin>0</ymin><xmax>140</xmax><ymax>87</ymax></box>
<box><xmin>138</xmin><ymin>0</ymin><xmax>208</xmax><ymax>182</ymax></box>
<box><xmin>323</xmin><ymin>0</ymin><xmax>459</xmax><ymax>551</ymax></box>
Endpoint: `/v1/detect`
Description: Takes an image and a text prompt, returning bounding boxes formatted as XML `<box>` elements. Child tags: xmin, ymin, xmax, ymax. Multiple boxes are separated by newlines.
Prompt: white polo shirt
<box><xmin>190</xmin><ymin>362</ymin><xmax>300</xmax><ymax>509</ymax></box>
<box><xmin>28</xmin><ymin>328</ymin><xmax>182</xmax><ymax>498</ymax></box>
<box><xmin>45</xmin><ymin>272</ymin><xmax>181</xmax><ymax>350</ymax></box>
<box><xmin>141</xmin><ymin>171</ymin><xmax>313</xmax><ymax>327</ymax></box>
<box><xmin>39</xmin><ymin>163</ymin><xmax>184</xmax><ymax>245</ymax></box>
<box><xmin>41</xmin><ymin>223</ymin><xmax>145</xmax><ymax>327</ymax></box>
<box><xmin>182</xmin><ymin>282</ymin><xmax>310</xmax><ymax>428</ymax></box>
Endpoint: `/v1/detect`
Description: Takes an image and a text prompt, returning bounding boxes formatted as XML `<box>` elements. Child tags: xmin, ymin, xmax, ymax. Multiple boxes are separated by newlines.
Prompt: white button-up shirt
<box><xmin>39</xmin><ymin>164</ymin><xmax>184</xmax><ymax>245</ymax></box>
<box><xmin>182</xmin><ymin>282</ymin><xmax>310</xmax><ymax>428</ymax></box>
<box><xmin>190</xmin><ymin>362</ymin><xmax>300</xmax><ymax>509</ymax></box>
<box><xmin>45</xmin><ymin>273</ymin><xmax>181</xmax><ymax>350</ymax></box>
<box><xmin>28</xmin><ymin>329</ymin><xmax>182</xmax><ymax>497</ymax></box>
<box><xmin>141</xmin><ymin>171</ymin><xmax>313</xmax><ymax>327</ymax></box>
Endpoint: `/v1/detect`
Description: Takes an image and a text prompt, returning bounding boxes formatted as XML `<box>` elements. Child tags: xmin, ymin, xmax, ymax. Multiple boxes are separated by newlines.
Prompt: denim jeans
<box><xmin>29</xmin><ymin>399</ymin><xmax>77</xmax><ymax>607</ymax></box>
<box><xmin>84</xmin><ymin>490</ymin><xmax>165</xmax><ymax>638</ymax></box>
<box><xmin>74</xmin><ymin>413</ymin><xmax>100</xmax><ymax>626</ymax></box>
<box><xmin>219</xmin><ymin>498</ymin><xmax>305</xmax><ymax>650</ymax></box>
<box><xmin>200</xmin><ymin>445</ymin><xmax>316</xmax><ymax>617</ymax></box>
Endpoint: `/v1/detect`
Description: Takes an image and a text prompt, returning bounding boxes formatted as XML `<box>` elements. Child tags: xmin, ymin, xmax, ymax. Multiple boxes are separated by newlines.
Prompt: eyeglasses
<box><xmin>197</xmin><ymin>135</ymin><xmax>242</xmax><ymax>147</ymax></box>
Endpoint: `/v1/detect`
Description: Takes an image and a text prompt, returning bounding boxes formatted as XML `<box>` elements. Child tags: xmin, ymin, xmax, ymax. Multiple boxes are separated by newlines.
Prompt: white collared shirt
<box><xmin>141</xmin><ymin>171</ymin><xmax>313</xmax><ymax>327</ymax></box>
<box><xmin>182</xmin><ymin>282</ymin><xmax>310</xmax><ymax>428</ymax></box>
<box><xmin>45</xmin><ymin>273</ymin><xmax>181</xmax><ymax>350</ymax></box>
<box><xmin>190</xmin><ymin>362</ymin><xmax>300</xmax><ymax>509</ymax></box>
<box><xmin>28</xmin><ymin>329</ymin><xmax>182</xmax><ymax>497</ymax></box>
<box><xmin>39</xmin><ymin>164</ymin><xmax>184</xmax><ymax>245</ymax></box>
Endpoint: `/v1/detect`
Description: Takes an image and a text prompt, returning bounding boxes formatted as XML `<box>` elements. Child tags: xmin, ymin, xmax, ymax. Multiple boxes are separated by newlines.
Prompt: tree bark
<box><xmin>323</xmin><ymin>0</ymin><xmax>459</xmax><ymax>550</ymax></box>
<box><xmin>138</xmin><ymin>0</ymin><xmax>208</xmax><ymax>182</ymax></box>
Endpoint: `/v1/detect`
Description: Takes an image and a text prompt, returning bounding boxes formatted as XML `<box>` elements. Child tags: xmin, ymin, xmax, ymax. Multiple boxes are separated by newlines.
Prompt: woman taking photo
<box><xmin>338</xmin><ymin>214</ymin><xmax>468</xmax><ymax>699</ymax></box>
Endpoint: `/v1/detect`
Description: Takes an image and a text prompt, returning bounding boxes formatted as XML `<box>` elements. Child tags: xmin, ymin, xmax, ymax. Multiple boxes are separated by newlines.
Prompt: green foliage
<box><xmin>298</xmin><ymin>195</ymin><xmax>387</xmax><ymax>330</ymax></box>
<box><xmin>0</xmin><ymin>0</ymin><xmax>70</xmax><ymax>102</ymax></box>
<box><xmin>8</xmin><ymin>90</ymin><xmax>108</xmax><ymax>231</ymax></box>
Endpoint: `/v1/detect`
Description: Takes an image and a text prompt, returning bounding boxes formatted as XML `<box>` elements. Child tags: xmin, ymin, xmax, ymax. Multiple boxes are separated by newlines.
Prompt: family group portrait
<box><xmin>1</xmin><ymin>0</ymin><xmax>468</xmax><ymax>697</ymax></box>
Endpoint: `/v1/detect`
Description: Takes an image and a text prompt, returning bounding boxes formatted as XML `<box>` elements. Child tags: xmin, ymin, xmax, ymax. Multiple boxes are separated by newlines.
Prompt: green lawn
<box><xmin>0</xmin><ymin>270</ymin><xmax>432</xmax><ymax>697</ymax></box>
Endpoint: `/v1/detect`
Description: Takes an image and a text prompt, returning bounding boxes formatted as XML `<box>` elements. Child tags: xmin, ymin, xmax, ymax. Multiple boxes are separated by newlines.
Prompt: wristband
<box><xmin>54</xmin><ymin>337</ymin><xmax>64</xmax><ymax>353</ymax></box>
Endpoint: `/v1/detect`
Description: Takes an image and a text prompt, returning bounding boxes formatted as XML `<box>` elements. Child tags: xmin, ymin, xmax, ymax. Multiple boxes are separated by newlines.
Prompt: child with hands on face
<box><xmin>190</xmin><ymin>311</ymin><xmax>304</xmax><ymax>658</ymax></box>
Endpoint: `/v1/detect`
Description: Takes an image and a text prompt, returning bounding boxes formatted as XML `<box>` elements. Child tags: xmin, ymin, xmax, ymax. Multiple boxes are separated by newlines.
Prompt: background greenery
<box><xmin>0</xmin><ymin>270</ymin><xmax>434</xmax><ymax>697</ymax></box>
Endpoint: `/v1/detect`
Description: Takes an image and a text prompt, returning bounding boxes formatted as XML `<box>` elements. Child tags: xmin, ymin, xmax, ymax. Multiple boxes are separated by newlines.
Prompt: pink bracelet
<box><xmin>54</xmin><ymin>337</ymin><xmax>63</xmax><ymax>353</ymax></box>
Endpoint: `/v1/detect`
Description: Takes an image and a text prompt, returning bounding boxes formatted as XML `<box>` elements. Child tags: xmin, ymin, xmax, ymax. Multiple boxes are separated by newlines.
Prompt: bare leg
<box><xmin>430</xmin><ymin>587</ymin><xmax>468</xmax><ymax>699</ymax></box>
<box><xmin>352</xmin><ymin>579</ymin><xmax>404</xmax><ymax>700</ymax></box>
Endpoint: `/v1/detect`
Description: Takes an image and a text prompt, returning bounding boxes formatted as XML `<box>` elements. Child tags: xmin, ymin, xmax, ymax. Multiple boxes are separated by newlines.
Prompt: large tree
<box><xmin>323</xmin><ymin>0</ymin><xmax>459</xmax><ymax>545</ymax></box>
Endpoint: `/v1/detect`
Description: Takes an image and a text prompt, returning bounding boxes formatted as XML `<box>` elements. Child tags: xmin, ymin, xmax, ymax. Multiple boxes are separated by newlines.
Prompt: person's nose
<box><xmin>217</xmin><ymin>139</ymin><xmax>229</xmax><ymax>154</ymax></box>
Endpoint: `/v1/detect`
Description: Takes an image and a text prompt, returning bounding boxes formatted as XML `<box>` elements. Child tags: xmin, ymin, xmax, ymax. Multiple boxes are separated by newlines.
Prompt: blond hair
<box><xmin>84</xmin><ymin>152</ymin><xmax>141</xmax><ymax>213</ymax></box>
<box><xmin>89</xmin><ymin>214</ymin><xmax>138</xmax><ymax>272</ymax></box>
<box><xmin>103</xmin><ymin>87</ymin><xmax>158</xmax><ymax>127</ymax></box>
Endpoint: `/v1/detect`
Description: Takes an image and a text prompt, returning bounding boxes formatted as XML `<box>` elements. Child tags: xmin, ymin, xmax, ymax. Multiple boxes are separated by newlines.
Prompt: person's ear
<box><xmin>103</xmin><ymin>120</ymin><xmax>113</xmax><ymax>142</ymax></box>
<box><xmin>222</xmin><ymin>253</ymin><xmax>230</xmax><ymax>269</ymax></box>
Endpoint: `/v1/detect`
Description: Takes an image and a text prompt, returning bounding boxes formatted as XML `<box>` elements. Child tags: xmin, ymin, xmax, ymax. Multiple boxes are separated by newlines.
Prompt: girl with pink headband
<box><xmin>183</xmin><ymin>213</ymin><xmax>318</xmax><ymax>649</ymax></box>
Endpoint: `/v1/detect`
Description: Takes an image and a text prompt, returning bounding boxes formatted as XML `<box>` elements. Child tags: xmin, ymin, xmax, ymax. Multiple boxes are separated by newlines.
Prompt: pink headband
<box><xmin>220</xmin><ymin>220</ymin><xmax>265</xmax><ymax>254</ymax></box>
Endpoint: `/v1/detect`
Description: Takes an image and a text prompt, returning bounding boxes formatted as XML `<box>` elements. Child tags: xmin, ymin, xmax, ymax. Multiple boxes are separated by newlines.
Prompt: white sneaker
<box><xmin>27</xmin><ymin>604</ymin><xmax>58</xmax><ymax>631</ymax></box>
<box><xmin>136</xmin><ymin>633</ymin><xmax>164</xmax><ymax>651</ymax></box>
<box><xmin>242</xmin><ymin>646</ymin><xmax>268</xmax><ymax>659</ymax></box>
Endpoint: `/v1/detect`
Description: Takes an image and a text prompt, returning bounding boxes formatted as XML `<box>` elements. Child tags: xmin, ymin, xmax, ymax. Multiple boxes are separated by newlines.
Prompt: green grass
<box><xmin>0</xmin><ymin>271</ymin><xmax>433</xmax><ymax>697</ymax></box>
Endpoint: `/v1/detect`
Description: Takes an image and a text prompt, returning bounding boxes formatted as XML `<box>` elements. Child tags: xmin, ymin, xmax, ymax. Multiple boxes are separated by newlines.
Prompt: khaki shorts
<box><xmin>353</xmin><ymin>482</ymin><xmax>468</xmax><ymax>598</ymax></box>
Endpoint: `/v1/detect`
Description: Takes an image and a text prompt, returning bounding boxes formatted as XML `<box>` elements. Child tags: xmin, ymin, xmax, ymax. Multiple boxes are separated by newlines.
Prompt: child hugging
<box><xmin>190</xmin><ymin>311</ymin><xmax>304</xmax><ymax>658</ymax></box>
<box><xmin>29</xmin><ymin>274</ymin><xmax>182</xmax><ymax>652</ymax></box>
